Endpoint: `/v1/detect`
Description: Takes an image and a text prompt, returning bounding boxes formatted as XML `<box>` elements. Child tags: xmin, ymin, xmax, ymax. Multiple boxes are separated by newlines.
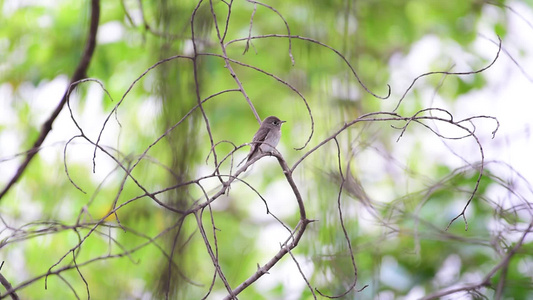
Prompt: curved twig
<box><xmin>392</xmin><ymin>36</ymin><xmax>502</xmax><ymax>112</ymax></box>
<box><xmin>199</xmin><ymin>52</ymin><xmax>314</xmax><ymax>150</ymax></box>
<box><xmin>245</xmin><ymin>0</ymin><xmax>295</xmax><ymax>65</ymax></box>
<box><xmin>226</xmin><ymin>34</ymin><xmax>392</xmax><ymax>100</ymax></box>
<box><xmin>0</xmin><ymin>0</ymin><xmax>100</xmax><ymax>201</ymax></box>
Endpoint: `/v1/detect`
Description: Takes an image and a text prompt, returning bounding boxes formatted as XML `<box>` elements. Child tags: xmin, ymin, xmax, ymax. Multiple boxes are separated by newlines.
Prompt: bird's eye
<box><xmin>274</xmin><ymin>121</ymin><xmax>279</xmax><ymax>125</ymax></box>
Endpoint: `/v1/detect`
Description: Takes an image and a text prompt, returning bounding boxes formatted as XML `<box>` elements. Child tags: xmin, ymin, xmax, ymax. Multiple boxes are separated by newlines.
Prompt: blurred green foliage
<box><xmin>1</xmin><ymin>0</ymin><xmax>532</xmax><ymax>299</ymax></box>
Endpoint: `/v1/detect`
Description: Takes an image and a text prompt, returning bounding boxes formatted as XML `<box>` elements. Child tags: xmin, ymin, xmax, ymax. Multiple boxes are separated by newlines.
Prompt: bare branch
<box><xmin>392</xmin><ymin>36</ymin><xmax>502</xmax><ymax>112</ymax></box>
<box><xmin>315</xmin><ymin>137</ymin><xmax>363</xmax><ymax>298</ymax></box>
<box><xmin>198</xmin><ymin>52</ymin><xmax>315</xmax><ymax>151</ymax></box>
<box><xmin>421</xmin><ymin>220</ymin><xmax>533</xmax><ymax>300</ymax></box>
<box><xmin>0</xmin><ymin>0</ymin><xmax>100</xmax><ymax>201</ymax></box>
<box><xmin>207</xmin><ymin>0</ymin><xmax>261</xmax><ymax>123</ymax></box>
<box><xmin>226</xmin><ymin>34</ymin><xmax>392</xmax><ymax>100</ymax></box>
<box><xmin>245</xmin><ymin>0</ymin><xmax>295</xmax><ymax>65</ymax></box>
<box><xmin>0</xmin><ymin>262</ymin><xmax>20</xmax><ymax>300</ymax></box>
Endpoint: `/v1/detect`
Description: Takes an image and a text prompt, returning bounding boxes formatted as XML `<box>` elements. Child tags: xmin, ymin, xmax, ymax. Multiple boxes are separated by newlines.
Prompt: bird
<box><xmin>246</xmin><ymin>116</ymin><xmax>286</xmax><ymax>163</ymax></box>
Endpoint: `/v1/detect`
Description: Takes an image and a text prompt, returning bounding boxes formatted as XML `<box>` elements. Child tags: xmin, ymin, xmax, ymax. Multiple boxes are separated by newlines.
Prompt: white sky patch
<box><xmin>386</xmin><ymin>3</ymin><xmax>533</xmax><ymax>189</ymax></box>
<box><xmin>380</xmin><ymin>255</ymin><xmax>411</xmax><ymax>291</ymax></box>
<box><xmin>402</xmin><ymin>286</ymin><xmax>425</xmax><ymax>300</ymax></box>
<box><xmin>98</xmin><ymin>21</ymin><xmax>125</xmax><ymax>44</ymax></box>
<box><xmin>433</xmin><ymin>254</ymin><xmax>462</xmax><ymax>288</ymax></box>
<box><xmin>2</xmin><ymin>0</ymin><xmax>56</xmax><ymax>16</ymax></box>
<box><xmin>248</xmin><ymin>178</ymin><xmax>298</xmax><ymax>222</ymax></box>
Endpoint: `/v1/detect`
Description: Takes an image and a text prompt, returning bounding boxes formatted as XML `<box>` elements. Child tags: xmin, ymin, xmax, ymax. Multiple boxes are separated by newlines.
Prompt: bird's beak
<box><xmin>281</xmin><ymin>120</ymin><xmax>287</xmax><ymax>124</ymax></box>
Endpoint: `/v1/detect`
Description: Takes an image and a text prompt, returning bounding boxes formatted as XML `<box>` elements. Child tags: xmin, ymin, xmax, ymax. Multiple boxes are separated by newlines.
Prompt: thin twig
<box><xmin>0</xmin><ymin>262</ymin><xmax>20</xmax><ymax>300</ymax></box>
<box><xmin>0</xmin><ymin>0</ymin><xmax>100</xmax><ymax>201</ymax></box>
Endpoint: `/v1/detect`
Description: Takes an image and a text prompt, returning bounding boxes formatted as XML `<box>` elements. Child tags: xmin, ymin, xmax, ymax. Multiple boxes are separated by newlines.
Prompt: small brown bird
<box><xmin>246</xmin><ymin>116</ymin><xmax>286</xmax><ymax>163</ymax></box>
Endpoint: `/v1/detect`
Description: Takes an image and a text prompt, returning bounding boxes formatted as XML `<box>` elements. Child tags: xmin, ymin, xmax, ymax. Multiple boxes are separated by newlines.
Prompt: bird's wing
<box><xmin>252</xmin><ymin>127</ymin><xmax>269</xmax><ymax>143</ymax></box>
<box><xmin>246</xmin><ymin>127</ymin><xmax>269</xmax><ymax>162</ymax></box>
